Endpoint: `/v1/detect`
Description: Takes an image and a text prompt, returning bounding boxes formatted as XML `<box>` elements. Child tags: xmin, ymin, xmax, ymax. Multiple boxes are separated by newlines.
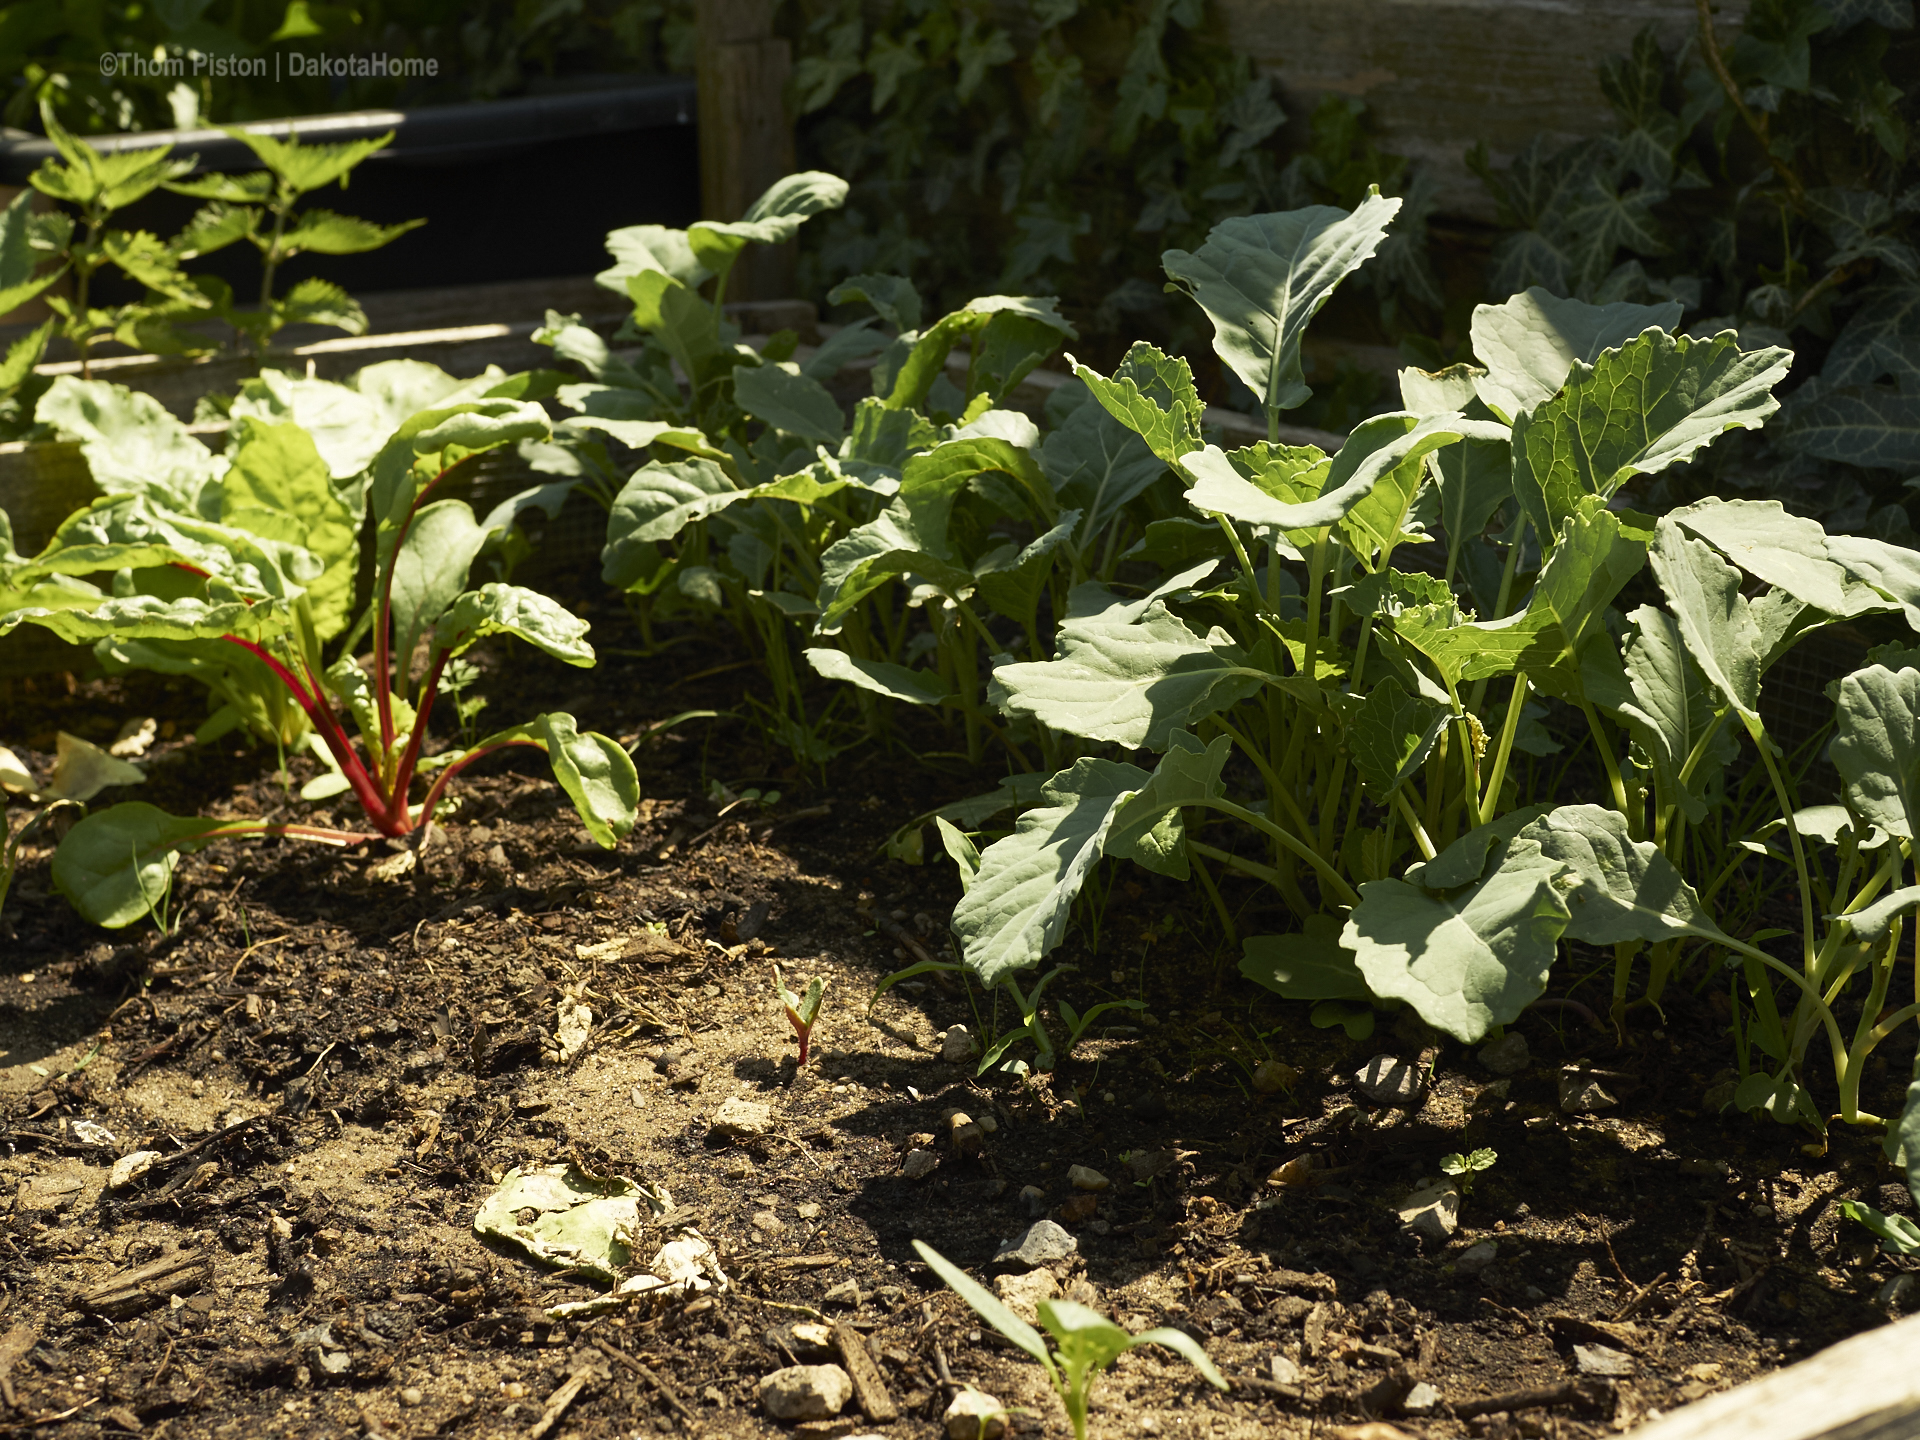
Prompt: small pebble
<box><xmin>902</xmin><ymin>1148</ymin><xmax>939</xmax><ymax>1180</ymax></box>
<box><xmin>1477</xmin><ymin>1031</ymin><xmax>1530</xmax><ymax>1075</ymax></box>
<box><xmin>399</xmin><ymin>1388</ymin><xmax>424</xmax><ymax>1407</ymax></box>
<box><xmin>1574</xmin><ymin>1344</ymin><xmax>1636</xmax><ymax>1378</ymax></box>
<box><xmin>1269</xmin><ymin>1355</ymin><xmax>1302</xmax><ymax>1385</ymax></box>
<box><xmin>1402</xmin><ymin>1381</ymin><xmax>1443</xmax><ymax>1415</ymax></box>
<box><xmin>1019</xmin><ymin>1184</ymin><xmax>1047</xmax><ymax>1217</ymax></box>
<box><xmin>1067</xmin><ymin>1165</ymin><xmax>1109</xmax><ymax>1192</ymax></box>
<box><xmin>797</xmin><ymin>1202</ymin><xmax>822</xmax><ymax>1219</ymax></box>
<box><xmin>943</xmin><ymin>1388</ymin><xmax>1006</xmax><ymax>1440</ymax></box>
<box><xmin>1454</xmin><ymin>1239</ymin><xmax>1498</xmax><ymax>1275</ymax></box>
<box><xmin>1252</xmin><ymin>1060</ymin><xmax>1297</xmax><ymax>1094</ymax></box>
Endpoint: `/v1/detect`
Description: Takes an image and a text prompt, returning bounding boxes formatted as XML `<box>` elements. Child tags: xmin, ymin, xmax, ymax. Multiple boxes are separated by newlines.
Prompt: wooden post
<box><xmin>695</xmin><ymin>0</ymin><xmax>796</xmax><ymax>301</ymax></box>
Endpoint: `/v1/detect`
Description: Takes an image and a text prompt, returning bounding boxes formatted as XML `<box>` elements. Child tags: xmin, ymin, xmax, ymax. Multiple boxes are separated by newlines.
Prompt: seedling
<box><xmin>913</xmin><ymin>1239</ymin><xmax>1225</xmax><ymax>1440</ymax></box>
<box><xmin>1440</xmin><ymin>1148</ymin><xmax>1498</xmax><ymax>1195</ymax></box>
<box><xmin>774</xmin><ymin>965</ymin><xmax>826</xmax><ymax>1066</ymax></box>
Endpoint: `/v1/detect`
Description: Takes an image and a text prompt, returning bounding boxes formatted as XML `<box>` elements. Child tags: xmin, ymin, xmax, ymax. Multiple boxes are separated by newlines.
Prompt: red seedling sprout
<box><xmin>774</xmin><ymin>965</ymin><xmax>827</xmax><ymax>1066</ymax></box>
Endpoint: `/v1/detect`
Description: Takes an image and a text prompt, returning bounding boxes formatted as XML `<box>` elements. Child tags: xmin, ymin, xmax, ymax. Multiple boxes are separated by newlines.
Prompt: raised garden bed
<box><xmin>3</xmin><ymin>172</ymin><xmax>1920</xmax><ymax>1440</ymax></box>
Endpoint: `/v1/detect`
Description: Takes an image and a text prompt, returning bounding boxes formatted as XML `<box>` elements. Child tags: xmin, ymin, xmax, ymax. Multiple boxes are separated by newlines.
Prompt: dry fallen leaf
<box><xmin>0</xmin><ymin>746</ymin><xmax>34</xmax><ymax>795</ymax></box>
<box><xmin>45</xmin><ymin>733</ymin><xmax>146</xmax><ymax>803</ymax></box>
<box><xmin>110</xmin><ymin>717</ymin><xmax>158</xmax><ymax>758</ymax></box>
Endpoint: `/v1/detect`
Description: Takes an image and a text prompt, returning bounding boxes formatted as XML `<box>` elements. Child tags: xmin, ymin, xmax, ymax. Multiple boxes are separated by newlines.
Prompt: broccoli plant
<box><xmin>914</xmin><ymin>1240</ymin><xmax>1225</xmax><ymax>1440</ymax></box>
<box><xmin>0</xmin><ymin>387</ymin><xmax>638</xmax><ymax>928</ymax></box>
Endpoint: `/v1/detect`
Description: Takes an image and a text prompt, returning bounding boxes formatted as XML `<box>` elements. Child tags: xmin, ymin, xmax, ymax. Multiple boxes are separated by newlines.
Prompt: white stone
<box><xmin>1403</xmin><ymin>1381</ymin><xmax>1443</xmax><ymax>1415</ymax></box>
<box><xmin>1574</xmin><ymin>1344</ymin><xmax>1636</xmax><ymax>1378</ymax></box>
<box><xmin>713</xmin><ymin>1097</ymin><xmax>774</xmax><ymax>1138</ymax></box>
<box><xmin>1067</xmin><ymin>1165</ymin><xmax>1109</xmax><ymax>1192</ymax></box>
<box><xmin>940</xmin><ymin>1025</ymin><xmax>980</xmax><ymax>1063</ymax></box>
<box><xmin>108</xmin><ymin>1150</ymin><xmax>161</xmax><ymax>1190</ymax></box>
<box><xmin>1397</xmin><ymin>1181</ymin><xmax>1460</xmax><ymax>1241</ymax></box>
<box><xmin>944</xmin><ymin>1388</ymin><xmax>1007</xmax><ymax>1440</ymax></box>
<box><xmin>1269</xmin><ymin>1355</ymin><xmax>1303</xmax><ymax>1385</ymax></box>
<box><xmin>758</xmin><ymin>1364</ymin><xmax>852</xmax><ymax>1420</ymax></box>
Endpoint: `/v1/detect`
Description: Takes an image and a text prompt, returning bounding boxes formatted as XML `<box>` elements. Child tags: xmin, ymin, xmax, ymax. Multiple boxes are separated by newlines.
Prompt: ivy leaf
<box><xmin>1776</xmin><ymin>378</ymin><xmax>1920</xmax><ymax>471</ymax></box>
<box><xmin>1162</xmin><ymin>190</ymin><xmax>1401</xmax><ymax>414</ymax></box>
<box><xmin>1823</xmin><ymin>285</ymin><xmax>1920</xmax><ymax>387</ymax></box>
<box><xmin>1832</xmin><ymin>665</ymin><xmax>1920</xmax><ymax>840</ymax></box>
<box><xmin>1516</xmin><ymin>804</ymin><xmax>1725</xmax><ymax>946</ymax></box>
<box><xmin>1343</xmin><ymin>839</ymin><xmax>1571</xmax><ymax>1042</ymax></box>
<box><xmin>1469</xmin><ymin>286</ymin><xmax>1682</xmax><ymax>422</ymax></box>
<box><xmin>1732</xmin><ymin>0</ymin><xmax>1832</xmax><ymax>93</ymax></box>
<box><xmin>1511</xmin><ymin>329</ymin><xmax>1792</xmax><ymax>547</ymax></box>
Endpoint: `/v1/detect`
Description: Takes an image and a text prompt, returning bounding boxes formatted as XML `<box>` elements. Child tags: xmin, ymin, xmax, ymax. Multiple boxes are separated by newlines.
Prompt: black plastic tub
<box><xmin>0</xmin><ymin>80</ymin><xmax>700</xmax><ymax>298</ymax></box>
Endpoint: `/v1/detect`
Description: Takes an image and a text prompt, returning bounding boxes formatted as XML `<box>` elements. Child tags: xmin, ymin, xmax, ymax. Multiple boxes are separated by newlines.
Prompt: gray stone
<box><xmin>1067</xmin><ymin>1165</ymin><xmax>1109</xmax><ymax>1192</ymax></box>
<box><xmin>1477</xmin><ymin>1032</ymin><xmax>1531</xmax><ymax>1075</ymax></box>
<box><xmin>759</xmin><ymin>1364</ymin><xmax>853</xmax><ymax>1421</ymax></box>
<box><xmin>1454</xmin><ymin>1239</ymin><xmax>1498</xmax><ymax>1275</ymax></box>
<box><xmin>943</xmin><ymin>1388</ymin><xmax>1007</xmax><ymax>1440</ymax></box>
<box><xmin>1354</xmin><ymin>1055</ymin><xmax>1426</xmax><ymax>1107</ymax></box>
<box><xmin>1396</xmin><ymin>1182</ymin><xmax>1460</xmax><ymax>1241</ymax></box>
<box><xmin>1269</xmin><ymin>1354</ymin><xmax>1303</xmax><ymax>1385</ymax></box>
<box><xmin>1574</xmin><ymin>1344</ymin><xmax>1636</xmax><ymax>1378</ymax></box>
<box><xmin>902</xmin><ymin>1148</ymin><xmax>939</xmax><ymax>1180</ymax></box>
<box><xmin>1559</xmin><ymin>1075</ymin><xmax>1617</xmax><ymax>1114</ymax></box>
<box><xmin>713</xmin><ymin>1097</ymin><xmax>774</xmax><ymax>1138</ymax></box>
<box><xmin>940</xmin><ymin>1025</ymin><xmax>980</xmax><ymax>1064</ymax></box>
<box><xmin>1019</xmin><ymin>1184</ymin><xmax>1047</xmax><ymax>1217</ymax></box>
<box><xmin>1702</xmin><ymin>1079</ymin><xmax>1739</xmax><ymax>1113</ymax></box>
<box><xmin>1401</xmin><ymin>1381</ymin><xmax>1443</xmax><ymax>1415</ymax></box>
<box><xmin>993</xmin><ymin>1219</ymin><xmax>1077</xmax><ymax>1270</ymax></box>
<box><xmin>1126</xmin><ymin>1150</ymin><xmax>1175</xmax><ymax>1183</ymax></box>
<box><xmin>822</xmin><ymin>1281</ymin><xmax>863</xmax><ymax>1308</ymax></box>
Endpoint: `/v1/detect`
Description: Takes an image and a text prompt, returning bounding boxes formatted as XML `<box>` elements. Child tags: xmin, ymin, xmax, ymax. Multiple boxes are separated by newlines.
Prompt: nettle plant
<box><xmin>546</xmin><ymin>171</ymin><xmax>1207</xmax><ymax>770</ymax></box>
<box><xmin>15</xmin><ymin>104</ymin><xmax>414</xmax><ymax>384</ymax></box>
<box><xmin>0</xmin><ymin>372</ymin><xmax>636</xmax><ymax>928</ymax></box>
<box><xmin>939</xmin><ymin>191</ymin><xmax>1920</xmax><ymax>1136</ymax></box>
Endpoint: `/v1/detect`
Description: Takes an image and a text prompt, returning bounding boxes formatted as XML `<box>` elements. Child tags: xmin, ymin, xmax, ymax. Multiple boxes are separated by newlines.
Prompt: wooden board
<box><xmin>1218</xmin><ymin>0</ymin><xmax>1749</xmax><ymax>221</ymax></box>
<box><xmin>1621</xmin><ymin>1313</ymin><xmax>1920</xmax><ymax>1440</ymax></box>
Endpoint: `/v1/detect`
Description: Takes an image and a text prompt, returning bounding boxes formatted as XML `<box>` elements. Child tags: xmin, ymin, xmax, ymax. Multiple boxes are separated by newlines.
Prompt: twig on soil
<box><xmin>729</xmin><ymin>1290</ymin><xmax>826</xmax><ymax>1321</ymax></box>
<box><xmin>527</xmin><ymin>1360</ymin><xmax>600</xmax><ymax>1440</ymax></box>
<box><xmin>1449</xmin><ymin>1379</ymin><xmax>1599</xmax><ymax>1419</ymax></box>
<box><xmin>592</xmin><ymin>1341</ymin><xmax>699</xmax><ymax>1430</ymax></box>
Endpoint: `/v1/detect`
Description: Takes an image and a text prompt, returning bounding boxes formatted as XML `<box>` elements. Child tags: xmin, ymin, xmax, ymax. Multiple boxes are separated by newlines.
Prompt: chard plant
<box><xmin>936</xmin><ymin>190</ymin><xmax>1920</xmax><ymax>1135</ymax></box>
<box><xmin>0</xmin><ymin>380</ymin><xmax>637</xmax><ymax>929</ymax></box>
<box><xmin>913</xmin><ymin>1238</ymin><xmax>1226</xmax><ymax>1440</ymax></box>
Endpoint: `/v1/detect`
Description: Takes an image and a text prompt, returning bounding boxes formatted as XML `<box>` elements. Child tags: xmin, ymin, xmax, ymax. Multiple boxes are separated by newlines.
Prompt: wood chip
<box><xmin>833</xmin><ymin>1320</ymin><xmax>897</xmax><ymax>1423</ymax></box>
<box><xmin>0</xmin><ymin>1325</ymin><xmax>37</xmax><ymax>1410</ymax></box>
<box><xmin>76</xmin><ymin>1249</ymin><xmax>210</xmax><ymax>1318</ymax></box>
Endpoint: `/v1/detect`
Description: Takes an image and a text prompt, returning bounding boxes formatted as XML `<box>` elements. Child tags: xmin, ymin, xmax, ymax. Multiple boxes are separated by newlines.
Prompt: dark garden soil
<box><xmin>2</xmin><ymin>578</ymin><xmax>1916</xmax><ymax>1440</ymax></box>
